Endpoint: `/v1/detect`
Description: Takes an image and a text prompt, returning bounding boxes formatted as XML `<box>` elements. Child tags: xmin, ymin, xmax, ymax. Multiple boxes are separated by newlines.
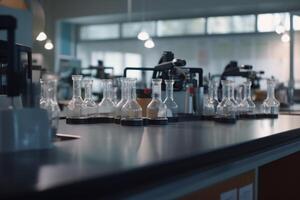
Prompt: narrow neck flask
<box><xmin>263</xmin><ymin>79</ymin><xmax>280</xmax><ymax>114</ymax></box>
<box><xmin>164</xmin><ymin>79</ymin><xmax>178</xmax><ymax>118</ymax></box>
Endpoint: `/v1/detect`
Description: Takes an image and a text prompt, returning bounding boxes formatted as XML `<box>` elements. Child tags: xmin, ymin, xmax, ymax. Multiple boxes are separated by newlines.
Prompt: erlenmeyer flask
<box><xmin>216</xmin><ymin>80</ymin><xmax>237</xmax><ymax>122</ymax></box>
<box><xmin>203</xmin><ymin>80</ymin><xmax>219</xmax><ymax>117</ymax></box>
<box><xmin>67</xmin><ymin>75</ymin><xmax>84</xmax><ymax>119</ymax></box>
<box><xmin>114</xmin><ymin>78</ymin><xmax>129</xmax><ymax>123</ymax></box>
<box><xmin>82</xmin><ymin>78</ymin><xmax>97</xmax><ymax>118</ymax></box>
<box><xmin>146</xmin><ymin>78</ymin><xmax>168</xmax><ymax>125</ymax></box>
<box><xmin>121</xmin><ymin>78</ymin><xmax>143</xmax><ymax>126</ymax></box>
<box><xmin>263</xmin><ymin>79</ymin><xmax>280</xmax><ymax>115</ymax></box>
<box><xmin>39</xmin><ymin>79</ymin><xmax>47</xmax><ymax>108</ymax></box>
<box><xmin>98</xmin><ymin>79</ymin><xmax>115</xmax><ymax>121</ymax></box>
<box><xmin>42</xmin><ymin>75</ymin><xmax>60</xmax><ymax>137</ymax></box>
<box><xmin>239</xmin><ymin>80</ymin><xmax>256</xmax><ymax>114</ymax></box>
<box><xmin>163</xmin><ymin>79</ymin><xmax>178</xmax><ymax>122</ymax></box>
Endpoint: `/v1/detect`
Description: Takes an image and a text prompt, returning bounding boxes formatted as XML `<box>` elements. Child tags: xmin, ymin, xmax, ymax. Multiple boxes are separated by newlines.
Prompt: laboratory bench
<box><xmin>1</xmin><ymin>115</ymin><xmax>300</xmax><ymax>199</ymax></box>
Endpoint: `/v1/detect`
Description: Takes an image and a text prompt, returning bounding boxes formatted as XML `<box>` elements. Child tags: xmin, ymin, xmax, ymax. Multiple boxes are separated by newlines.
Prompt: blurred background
<box><xmin>1</xmin><ymin>0</ymin><xmax>300</xmax><ymax>101</ymax></box>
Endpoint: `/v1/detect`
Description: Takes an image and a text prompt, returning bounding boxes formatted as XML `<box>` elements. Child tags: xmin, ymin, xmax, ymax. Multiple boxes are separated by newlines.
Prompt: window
<box><xmin>293</xmin><ymin>15</ymin><xmax>300</xmax><ymax>30</ymax></box>
<box><xmin>79</xmin><ymin>24</ymin><xmax>120</xmax><ymax>40</ymax></box>
<box><xmin>122</xmin><ymin>21</ymin><xmax>156</xmax><ymax>38</ymax></box>
<box><xmin>124</xmin><ymin>53</ymin><xmax>142</xmax><ymax>81</ymax></box>
<box><xmin>157</xmin><ymin>18</ymin><xmax>205</xmax><ymax>36</ymax></box>
<box><xmin>257</xmin><ymin>13</ymin><xmax>290</xmax><ymax>32</ymax></box>
<box><xmin>207</xmin><ymin>15</ymin><xmax>255</xmax><ymax>34</ymax></box>
<box><xmin>90</xmin><ymin>51</ymin><xmax>142</xmax><ymax>80</ymax></box>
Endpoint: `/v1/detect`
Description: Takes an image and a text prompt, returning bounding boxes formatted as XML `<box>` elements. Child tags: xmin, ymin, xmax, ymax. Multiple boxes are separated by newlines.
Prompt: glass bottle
<box><xmin>40</xmin><ymin>79</ymin><xmax>47</xmax><ymax>108</ymax></box>
<box><xmin>263</xmin><ymin>79</ymin><xmax>280</xmax><ymax>114</ymax></box>
<box><xmin>203</xmin><ymin>80</ymin><xmax>219</xmax><ymax>116</ymax></box>
<box><xmin>163</xmin><ymin>79</ymin><xmax>178</xmax><ymax>118</ymax></box>
<box><xmin>239</xmin><ymin>80</ymin><xmax>256</xmax><ymax>114</ymax></box>
<box><xmin>114</xmin><ymin>78</ymin><xmax>128</xmax><ymax>120</ymax></box>
<box><xmin>146</xmin><ymin>79</ymin><xmax>167</xmax><ymax>120</ymax></box>
<box><xmin>98</xmin><ymin>79</ymin><xmax>115</xmax><ymax>118</ymax></box>
<box><xmin>216</xmin><ymin>80</ymin><xmax>237</xmax><ymax>119</ymax></box>
<box><xmin>121</xmin><ymin>78</ymin><xmax>143</xmax><ymax>121</ymax></box>
<box><xmin>67</xmin><ymin>75</ymin><xmax>83</xmax><ymax>118</ymax></box>
<box><xmin>42</xmin><ymin>75</ymin><xmax>60</xmax><ymax>137</ymax></box>
<box><xmin>82</xmin><ymin>78</ymin><xmax>97</xmax><ymax>118</ymax></box>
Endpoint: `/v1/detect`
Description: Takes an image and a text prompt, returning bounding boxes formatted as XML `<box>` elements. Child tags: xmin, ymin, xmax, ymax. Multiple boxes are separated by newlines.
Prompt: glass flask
<box><xmin>42</xmin><ymin>75</ymin><xmax>60</xmax><ymax>137</ymax></box>
<box><xmin>39</xmin><ymin>78</ymin><xmax>47</xmax><ymax>108</ymax></box>
<box><xmin>82</xmin><ymin>78</ymin><xmax>97</xmax><ymax>117</ymax></box>
<box><xmin>114</xmin><ymin>78</ymin><xmax>128</xmax><ymax>121</ymax></box>
<box><xmin>98</xmin><ymin>79</ymin><xmax>115</xmax><ymax>118</ymax></box>
<box><xmin>67</xmin><ymin>75</ymin><xmax>84</xmax><ymax>118</ymax></box>
<box><xmin>146</xmin><ymin>79</ymin><xmax>168</xmax><ymax>121</ymax></box>
<box><xmin>163</xmin><ymin>79</ymin><xmax>178</xmax><ymax>119</ymax></box>
<box><xmin>239</xmin><ymin>80</ymin><xmax>256</xmax><ymax>114</ymax></box>
<box><xmin>203</xmin><ymin>80</ymin><xmax>219</xmax><ymax>116</ymax></box>
<box><xmin>216</xmin><ymin>80</ymin><xmax>237</xmax><ymax>119</ymax></box>
<box><xmin>235</xmin><ymin>85</ymin><xmax>243</xmax><ymax>105</ymax></box>
<box><xmin>263</xmin><ymin>79</ymin><xmax>280</xmax><ymax>114</ymax></box>
<box><xmin>121</xmin><ymin>78</ymin><xmax>143</xmax><ymax>124</ymax></box>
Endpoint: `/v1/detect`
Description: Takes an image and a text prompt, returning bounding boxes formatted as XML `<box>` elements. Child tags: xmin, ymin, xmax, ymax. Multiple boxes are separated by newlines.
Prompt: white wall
<box><xmin>77</xmin><ymin>32</ymin><xmax>300</xmax><ymax>87</ymax></box>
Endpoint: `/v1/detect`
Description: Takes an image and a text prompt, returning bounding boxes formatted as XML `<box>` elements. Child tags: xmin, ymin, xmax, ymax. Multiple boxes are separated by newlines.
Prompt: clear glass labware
<box><xmin>114</xmin><ymin>78</ymin><xmax>129</xmax><ymax>120</ymax></box>
<box><xmin>98</xmin><ymin>79</ymin><xmax>115</xmax><ymax>118</ymax></box>
<box><xmin>163</xmin><ymin>79</ymin><xmax>178</xmax><ymax>118</ymax></box>
<box><xmin>216</xmin><ymin>80</ymin><xmax>237</xmax><ymax>119</ymax></box>
<box><xmin>203</xmin><ymin>80</ymin><xmax>219</xmax><ymax>116</ymax></box>
<box><xmin>42</xmin><ymin>75</ymin><xmax>60</xmax><ymax>137</ymax></box>
<box><xmin>121</xmin><ymin>78</ymin><xmax>143</xmax><ymax>122</ymax></box>
<box><xmin>39</xmin><ymin>79</ymin><xmax>47</xmax><ymax>108</ymax></box>
<box><xmin>82</xmin><ymin>78</ymin><xmax>97</xmax><ymax>118</ymax></box>
<box><xmin>146</xmin><ymin>79</ymin><xmax>167</xmax><ymax>120</ymax></box>
<box><xmin>67</xmin><ymin>75</ymin><xmax>84</xmax><ymax>118</ymax></box>
<box><xmin>263</xmin><ymin>79</ymin><xmax>280</xmax><ymax>114</ymax></box>
<box><xmin>239</xmin><ymin>80</ymin><xmax>256</xmax><ymax>114</ymax></box>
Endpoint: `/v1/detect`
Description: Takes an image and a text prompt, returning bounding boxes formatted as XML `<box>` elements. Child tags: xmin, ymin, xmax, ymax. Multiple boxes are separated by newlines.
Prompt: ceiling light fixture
<box><xmin>44</xmin><ymin>40</ymin><xmax>54</xmax><ymax>50</ymax></box>
<box><xmin>36</xmin><ymin>31</ymin><xmax>47</xmax><ymax>41</ymax></box>
<box><xmin>144</xmin><ymin>38</ymin><xmax>155</xmax><ymax>48</ymax></box>
<box><xmin>137</xmin><ymin>31</ymin><xmax>150</xmax><ymax>41</ymax></box>
<box><xmin>281</xmin><ymin>32</ymin><xmax>290</xmax><ymax>43</ymax></box>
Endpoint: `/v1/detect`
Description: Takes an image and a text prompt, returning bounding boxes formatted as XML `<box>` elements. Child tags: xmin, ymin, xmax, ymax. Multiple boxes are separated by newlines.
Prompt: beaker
<box><xmin>82</xmin><ymin>78</ymin><xmax>97</xmax><ymax>117</ymax></box>
<box><xmin>67</xmin><ymin>75</ymin><xmax>84</xmax><ymax>118</ymax></box>
<box><xmin>163</xmin><ymin>79</ymin><xmax>178</xmax><ymax>120</ymax></box>
<box><xmin>98</xmin><ymin>79</ymin><xmax>115</xmax><ymax>119</ymax></box>
<box><xmin>146</xmin><ymin>78</ymin><xmax>168</xmax><ymax>123</ymax></box>
<box><xmin>263</xmin><ymin>79</ymin><xmax>280</xmax><ymax>114</ymax></box>
<box><xmin>121</xmin><ymin>78</ymin><xmax>143</xmax><ymax>126</ymax></box>
<box><xmin>216</xmin><ymin>80</ymin><xmax>237</xmax><ymax>119</ymax></box>
<box><xmin>239</xmin><ymin>80</ymin><xmax>256</xmax><ymax>114</ymax></box>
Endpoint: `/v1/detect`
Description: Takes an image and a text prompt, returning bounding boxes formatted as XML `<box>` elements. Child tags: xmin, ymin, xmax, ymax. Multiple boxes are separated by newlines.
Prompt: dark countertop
<box><xmin>1</xmin><ymin>115</ymin><xmax>300</xmax><ymax>198</ymax></box>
